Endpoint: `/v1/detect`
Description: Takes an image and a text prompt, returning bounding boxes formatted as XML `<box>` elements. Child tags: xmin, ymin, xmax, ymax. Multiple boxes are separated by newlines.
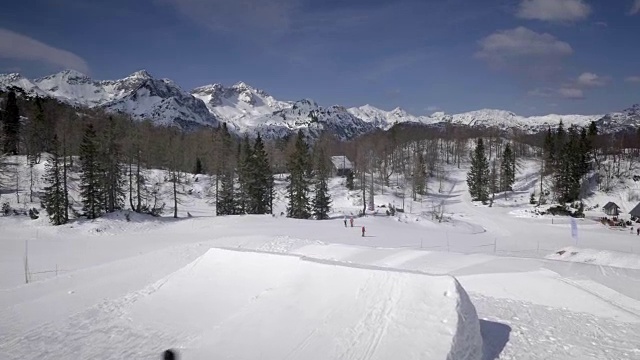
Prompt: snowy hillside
<box><xmin>191</xmin><ymin>81</ymin><xmax>292</xmax><ymax>122</ymax></box>
<box><xmin>350</xmin><ymin>105</ymin><xmax>604</xmax><ymax>132</ymax></box>
<box><xmin>595</xmin><ymin>104</ymin><xmax>640</xmax><ymax>132</ymax></box>
<box><xmin>0</xmin><ymin>73</ymin><xmax>49</xmax><ymax>97</ymax></box>
<box><xmin>347</xmin><ymin>104</ymin><xmax>429</xmax><ymax>130</ymax></box>
<box><xmin>229</xmin><ymin>99</ymin><xmax>377</xmax><ymax>140</ymax></box>
<box><xmin>2</xmin><ymin>70</ymin><xmax>219</xmax><ymax>129</ymax></box>
<box><xmin>0</xmin><ymin>69</ymin><xmax>636</xmax><ymax>136</ymax></box>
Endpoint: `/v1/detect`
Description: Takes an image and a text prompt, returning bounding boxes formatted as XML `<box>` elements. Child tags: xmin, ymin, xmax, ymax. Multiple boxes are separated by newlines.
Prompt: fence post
<box><xmin>24</xmin><ymin>239</ymin><xmax>29</xmax><ymax>284</ymax></box>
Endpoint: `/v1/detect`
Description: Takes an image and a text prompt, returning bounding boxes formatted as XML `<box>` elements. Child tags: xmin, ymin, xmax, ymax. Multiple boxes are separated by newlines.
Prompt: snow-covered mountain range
<box><xmin>1</xmin><ymin>70</ymin><xmax>638</xmax><ymax>139</ymax></box>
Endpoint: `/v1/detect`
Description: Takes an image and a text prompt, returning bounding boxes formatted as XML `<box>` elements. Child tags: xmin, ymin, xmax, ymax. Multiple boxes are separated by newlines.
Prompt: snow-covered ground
<box><xmin>2</xmin><ymin>157</ymin><xmax>640</xmax><ymax>359</ymax></box>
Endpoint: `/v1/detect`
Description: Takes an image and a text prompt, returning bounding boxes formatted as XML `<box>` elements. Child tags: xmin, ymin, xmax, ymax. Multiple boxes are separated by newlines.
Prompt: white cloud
<box><xmin>631</xmin><ymin>0</ymin><xmax>640</xmax><ymax>15</ymax></box>
<box><xmin>517</xmin><ymin>0</ymin><xmax>591</xmax><ymax>22</ymax></box>
<box><xmin>475</xmin><ymin>27</ymin><xmax>573</xmax><ymax>73</ymax></box>
<box><xmin>576</xmin><ymin>72</ymin><xmax>609</xmax><ymax>87</ymax></box>
<box><xmin>0</xmin><ymin>28</ymin><xmax>89</xmax><ymax>74</ymax></box>
<box><xmin>528</xmin><ymin>87</ymin><xmax>584</xmax><ymax>99</ymax></box>
<box><xmin>626</xmin><ymin>76</ymin><xmax>640</xmax><ymax>83</ymax></box>
<box><xmin>558</xmin><ymin>87</ymin><xmax>584</xmax><ymax>99</ymax></box>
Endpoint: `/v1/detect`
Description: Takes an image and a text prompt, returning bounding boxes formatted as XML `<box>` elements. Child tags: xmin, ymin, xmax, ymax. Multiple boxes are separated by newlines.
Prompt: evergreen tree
<box><xmin>500</xmin><ymin>143</ymin><xmax>515</xmax><ymax>192</ymax></box>
<box><xmin>236</xmin><ymin>136</ymin><xmax>252</xmax><ymax>214</ymax></box>
<box><xmin>217</xmin><ymin>169</ymin><xmax>237</xmax><ymax>215</ymax></box>
<box><xmin>543</xmin><ymin>127</ymin><xmax>556</xmax><ymax>174</ymax></box>
<box><xmin>467</xmin><ymin>138</ymin><xmax>490</xmax><ymax>202</ymax></box>
<box><xmin>79</xmin><ymin>124</ymin><xmax>104</xmax><ymax>219</ymax></box>
<box><xmin>554</xmin><ymin>126</ymin><xmax>588</xmax><ymax>203</ymax></box>
<box><xmin>2</xmin><ymin>91</ymin><xmax>20</xmax><ymax>155</ymax></box>
<box><xmin>489</xmin><ymin>159</ymin><xmax>498</xmax><ymax>206</ymax></box>
<box><xmin>25</xmin><ymin>97</ymin><xmax>46</xmax><ymax>164</ymax></box>
<box><xmin>246</xmin><ymin>134</ymin><xmax>273</xmax><ymax>214</ymax></box>
<box><xmin>312</xmin><ymin>147</ymin><xmax>332</xmax><ymax>220</ymax></box>
<box><xmin>194</xmin><ymin>157</ymin><xmax>204</xmax><ymax>175</ymax></box>
<box><xmin>286</xmin><ymin>130</ymin><xmax>311</xmax><ymax>219</ymax></box>
<box><xmin>346</xmin><ymin>170</ymin><xmax>354</xmax><ymax>190</ymax></box>
<box><xmin>413</xmin><ymin>152</ymin><xmax>427</xmax><ymax>197</ymax></box>
<box><xmin>102</xmin><ymin>117</ymin><xmax>126</xmax><ymax>213</ymax></box>
<box><xmin>42</xmin><ymin>135</ymin><xmax>67</xmax><ymax>225</ymax></box>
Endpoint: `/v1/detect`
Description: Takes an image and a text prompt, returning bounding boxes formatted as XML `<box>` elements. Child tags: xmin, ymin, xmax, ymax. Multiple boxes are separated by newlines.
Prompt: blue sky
<box><xmin>0</xmin><ymin>0</ymin><xmax>639</xmax><ymax>116</ymax></box>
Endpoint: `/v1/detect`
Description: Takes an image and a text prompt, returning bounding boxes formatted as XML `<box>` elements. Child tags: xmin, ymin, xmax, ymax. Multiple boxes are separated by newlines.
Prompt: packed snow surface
<box><xmin>138</xmin><ymin>249</ymin><xmax>482</xmax><ymax>360</ymax></box>
<box><xmin>3</xmin><ymin>157</ymin><xmax>640</xmax><ymax>358</ymax></box>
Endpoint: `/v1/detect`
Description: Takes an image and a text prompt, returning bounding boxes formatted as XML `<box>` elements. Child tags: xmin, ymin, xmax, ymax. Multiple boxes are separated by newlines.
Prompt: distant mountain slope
<box><xmin>0</xmin><ymin>69</ymin><xmax>636</xmax><ymax>137</ymax></box>
<box><xmin>191</xmin><ymin>81</ymin><xmax>292</xmax><ymax>123</ymax></box>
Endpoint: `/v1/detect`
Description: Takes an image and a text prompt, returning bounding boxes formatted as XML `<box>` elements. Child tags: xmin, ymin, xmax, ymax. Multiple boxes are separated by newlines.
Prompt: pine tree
<box><xmin>42</xmin><ymin>135</ymin><xmax>67</xmax><ymax>225</ymax></box>
<box><xmin>79</xmin><ymin>124</ymin><xmax>104</xmax><ymax>219</ymax></box>
<box><xmin>543</xmin><ymin>127</ymin><xmax>556</xmax><ymax>174</ymax></box>
<box><xmin>194</xmin><ymin>157</ymin><xmax>203</xmax><ymax>175</ymax></box>
<box><xmin>554</xmin><ymin>126</ymin><xmax>587</xmax><ymax>204</ymax></box>
<box><xmin>102</xmin><ymin>117</ymin><xmax>126</xmax><ymax>213</ymax></box>
<box><xmin>413</xmin><ymin>152</ymin><xmax>427</xmax><ymax>197</ymax></box>
<box><xmin>2</xmin><ymin>91</ymin><xmax>20</xmax><ymax>155</ymax></box>
<box><xmin>489</xmin><ymin>159</ymin><xmax>498</xmax><ymax>206</ymax></box>
<box><xmin>312</xmin><ymin>147</ymin><xmax>332</xmax><ymax>220</ymax></box>
<box><xmin>467</xmin><ymin>138</ymin><xmax>490</xmax><ymax>202</ymax></box>
<box><xmin>217</xmin><ymin>169</ymin><xmax>237</xmax><ymax>215</ymax></box>
<box><xmin>26</xmin><ymin>97</ymin><xmax>46</xmax><ymax>164</ymax></box>
<box><xmin>500</xmin><ymin>143</ymin><xmax>515</xmax><ymax>192</ymax></box>
<box><xmin>346</xmin><ymin>170</ymin><xmax>354</xmax><ymax>190</ymax></box>
<box><xmin>286</xmin><ymin>130</ymin><xmax>311</xmax><ymax>219</ymax></box>
<box><xmin>247</xmin><ymin>134</ymin><xmax>273</xmax><ymax>214</ymax></box>
<box><xmin>236</xmin><ymin>136</ymin><xmax>252</xmax><ymax>214</ymax></box>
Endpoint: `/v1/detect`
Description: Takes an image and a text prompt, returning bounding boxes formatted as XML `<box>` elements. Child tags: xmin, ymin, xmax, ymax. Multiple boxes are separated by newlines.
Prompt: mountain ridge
<box><xmin>1</xmin><ymin>69</ymin><xmax>638</xmax><ymax>138</ymax></box>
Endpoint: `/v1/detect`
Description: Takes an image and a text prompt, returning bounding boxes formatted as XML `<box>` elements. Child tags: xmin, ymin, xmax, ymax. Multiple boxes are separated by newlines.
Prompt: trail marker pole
<box><xmin>24</xmin><ymin>239</ymin><xmax>29</xmax><ymax>284</ymax></box>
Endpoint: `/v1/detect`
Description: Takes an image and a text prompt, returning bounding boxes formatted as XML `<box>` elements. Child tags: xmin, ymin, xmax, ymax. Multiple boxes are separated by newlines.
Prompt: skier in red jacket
<box><xmin>362</xmin><ymin>226</ymin><xmax>365</xmax><ymax>237</ymax></box>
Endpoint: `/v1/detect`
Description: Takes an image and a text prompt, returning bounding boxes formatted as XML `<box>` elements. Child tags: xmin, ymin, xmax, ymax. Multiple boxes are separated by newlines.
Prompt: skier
<box><xmin>343</xmin><ymin>216</ymin><xmax>347</xmax><ymax>227</ymax></box>
<box><xmin>362</xmin><ymin>226</ymin><xmax>366</xmax><ymax>237</ymax></box>
<box><xmin>637</xmin><ymin>228</ymin><xmax>639</xmax><ymax>236</ymax></box>
<box><xmin>350</xmin><ymin>216</ymin><xmax>354</xmax><ymax>227</ymax></box>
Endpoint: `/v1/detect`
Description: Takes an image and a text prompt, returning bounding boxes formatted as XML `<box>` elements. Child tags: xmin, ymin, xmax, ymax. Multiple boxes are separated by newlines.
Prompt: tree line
<box><xmin>0</xmin><ymin>90</ymin><xmax>333</xmax><ymax>225</ymax></box>
<box><xmin>1</xmin><ymin>89</ymin><xmax>628</xmax><ymax>224</ymax></box>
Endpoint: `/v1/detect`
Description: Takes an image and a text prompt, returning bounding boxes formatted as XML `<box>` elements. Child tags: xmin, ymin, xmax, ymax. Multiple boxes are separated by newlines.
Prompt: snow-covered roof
<box><xmin>331</xmin><ymin>156</ymin><xmax>353</xmax><ymax>170</ymax></box>
<box><xmin>630</xmin><ymin>203</ymin><xmax>640</xmax><ymax>217</ymax></box>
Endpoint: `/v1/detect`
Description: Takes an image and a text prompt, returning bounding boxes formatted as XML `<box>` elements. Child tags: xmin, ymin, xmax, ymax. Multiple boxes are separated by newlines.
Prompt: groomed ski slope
<box><xmin>0</xmin><ymin>248</ymin><xmax>483</xmax><ymax>360</ymax></box>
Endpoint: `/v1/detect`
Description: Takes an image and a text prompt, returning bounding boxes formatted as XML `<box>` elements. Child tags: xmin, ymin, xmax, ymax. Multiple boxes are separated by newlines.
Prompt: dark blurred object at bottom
<box><xmin>163</xmin><ymin>349</ymin><xmax>178</xmax><ymax>359</ymax></box>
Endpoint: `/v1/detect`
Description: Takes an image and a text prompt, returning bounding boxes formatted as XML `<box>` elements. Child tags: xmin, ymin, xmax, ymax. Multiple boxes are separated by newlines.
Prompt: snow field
<box><xmin>1</xmin><ymin>247</ymin><xmax>485</xmax><ymax>360</ymax></box>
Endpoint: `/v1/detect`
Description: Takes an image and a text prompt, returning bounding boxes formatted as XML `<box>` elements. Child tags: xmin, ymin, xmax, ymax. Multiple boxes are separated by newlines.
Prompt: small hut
<box><xmin>330</xmin><ymin>156</ymin><xmax>353</xmax><ymax>177</ymax></box>
<box><xmin>603</xmin><ymin>202</ymin><xmax>620</xmax><ymax>216</ymax></box>
<box><xmin>630</xmin><ymin>203</ymin><xmax>640</xmax><ymax>220</ymax></box>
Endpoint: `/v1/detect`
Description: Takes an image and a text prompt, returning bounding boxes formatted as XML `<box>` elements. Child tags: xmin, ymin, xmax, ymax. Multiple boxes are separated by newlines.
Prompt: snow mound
<box><xmin>129</xmin><ymin>248</ymin><xmax>484</xmax><ymax>359</ymax></box>
<box><xmin>546</xmin><ymin>246</ymin><xmax>640</xmax><ymax>270</ymax></box>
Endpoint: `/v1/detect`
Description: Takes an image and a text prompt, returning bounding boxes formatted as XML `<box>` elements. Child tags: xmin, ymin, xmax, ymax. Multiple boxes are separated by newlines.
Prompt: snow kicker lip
<box><xmin>128</xmin><ymin>247</ymin><xmax>484</xmax><ymax>360</ymax></box>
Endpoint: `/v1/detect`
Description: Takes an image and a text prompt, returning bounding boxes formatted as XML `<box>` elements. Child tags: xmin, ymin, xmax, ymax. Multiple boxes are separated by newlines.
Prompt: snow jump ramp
<box><xmin>130</xmin><ymin>248</ymin><xmax>484</xmax><ymax>359</ymax></box>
